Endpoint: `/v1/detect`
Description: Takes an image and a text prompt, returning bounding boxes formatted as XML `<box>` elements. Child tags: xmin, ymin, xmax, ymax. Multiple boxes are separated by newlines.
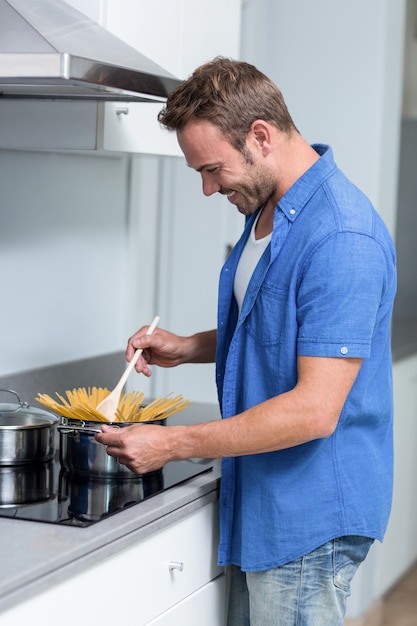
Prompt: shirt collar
<box><xmin>277</xmin><ymin>144</ymin><xmax>336</xmax><ymax>223</ymax></box>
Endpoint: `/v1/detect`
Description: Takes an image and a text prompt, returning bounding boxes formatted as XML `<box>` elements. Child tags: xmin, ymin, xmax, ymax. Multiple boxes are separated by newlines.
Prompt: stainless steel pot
<box><xmin>0</xmin><ymin>389</ymin><xmax>59</xmax><ymax>465</ymax></box>
<box><xmin>58</xmin><ymin>417</ymin><xmax>165</xmax><ymax>479</ymax></box>
<box><xmin>0</xmin><ymin>460</ymin><xmax>54</xmax><ymax>507</ymax></box>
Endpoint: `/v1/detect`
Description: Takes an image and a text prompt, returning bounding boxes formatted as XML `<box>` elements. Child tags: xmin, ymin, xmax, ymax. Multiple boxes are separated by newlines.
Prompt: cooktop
<box><xmin>0</xmin><ymin>455</ymin><xmax>213</xmax><ymax>527</ymax></box>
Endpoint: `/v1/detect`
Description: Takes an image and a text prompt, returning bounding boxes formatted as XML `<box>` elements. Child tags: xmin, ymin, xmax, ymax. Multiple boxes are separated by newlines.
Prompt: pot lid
<box><xmin>0</xmin><ymin>389</ymin><xmax>58</xmax><ymax>426</ymax></box>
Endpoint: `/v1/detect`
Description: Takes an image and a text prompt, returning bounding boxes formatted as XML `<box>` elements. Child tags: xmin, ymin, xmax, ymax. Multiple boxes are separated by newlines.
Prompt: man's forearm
<box><xmin>187</xmin><ymin>329</ymin><xmax>217</xmax><ymax>363</ymax></box>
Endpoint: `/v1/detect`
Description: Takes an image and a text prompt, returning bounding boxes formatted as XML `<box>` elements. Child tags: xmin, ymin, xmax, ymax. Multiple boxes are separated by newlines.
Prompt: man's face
<box><xmin>177</xmin><ymin>120</ymin><xmax>277</xmax><ymax>216</ymax></box>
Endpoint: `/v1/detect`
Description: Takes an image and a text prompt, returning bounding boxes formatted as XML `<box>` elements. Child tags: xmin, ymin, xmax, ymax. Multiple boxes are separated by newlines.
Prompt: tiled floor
<box><xmin>382</xmin><ymin>562</ymin><xmax>417</xmax><ymax>625</ymax></box>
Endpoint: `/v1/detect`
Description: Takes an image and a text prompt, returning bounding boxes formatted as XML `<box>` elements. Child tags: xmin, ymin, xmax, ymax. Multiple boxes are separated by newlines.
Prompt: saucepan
<box><xmin>0</xmin><ymin>389</ymin><xmax>58</xmax><ymax>465</ymax></box>
<box><xmin>58</xmin><ymin>416</ymin><xmax>165</xmax><ymax>478</ymax></box>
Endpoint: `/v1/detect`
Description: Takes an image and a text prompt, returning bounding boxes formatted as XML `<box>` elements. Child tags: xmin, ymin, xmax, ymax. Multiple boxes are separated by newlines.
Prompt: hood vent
<box><xmin>0</xmin><ymin>0</ymin><xmax>181</xmax><ymax>101</ymax></box>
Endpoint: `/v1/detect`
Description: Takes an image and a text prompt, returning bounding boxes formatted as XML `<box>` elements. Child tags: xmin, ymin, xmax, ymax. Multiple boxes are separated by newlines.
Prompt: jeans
<box><xmin>226</xmin><ymin>536</ymin><xmax>373</xmax><ymax>626</ymax></box>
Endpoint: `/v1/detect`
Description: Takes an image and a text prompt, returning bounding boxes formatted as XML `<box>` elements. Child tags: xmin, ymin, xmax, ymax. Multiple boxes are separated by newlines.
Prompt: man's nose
<box><xmin>201</xmin><ymin>174</ymin><xmax>220</xmax><ymax>196</ymax></box>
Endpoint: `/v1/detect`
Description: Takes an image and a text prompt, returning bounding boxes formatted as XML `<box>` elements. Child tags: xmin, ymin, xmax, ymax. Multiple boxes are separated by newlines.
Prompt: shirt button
<box><xmin>340</xmin><ymin>346</ymin><xmax>349</xmax><ymax>355</ymax></box>
<box><xmin>290</xmin><ymin>209</ymin><xmax>296</xmax><ymax>215</ymax></box>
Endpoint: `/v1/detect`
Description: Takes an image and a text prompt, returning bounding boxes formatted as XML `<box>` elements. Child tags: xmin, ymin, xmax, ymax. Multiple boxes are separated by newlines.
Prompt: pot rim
<box><xmin>0</xmin><ymin>417</ymin><xmax>58</xmax><ymax>430</ymax></box>
<box><xmin>59</xmin><ymin>416</ymin><xmax>165</xmax><ymax>429</ymax></box>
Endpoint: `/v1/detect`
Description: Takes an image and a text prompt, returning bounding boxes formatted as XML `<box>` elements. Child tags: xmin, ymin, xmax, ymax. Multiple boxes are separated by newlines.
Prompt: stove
<box><xmin>0</xmin><ymin>454</ymin><xmax>213</xmax><ymax>527</ymax></box>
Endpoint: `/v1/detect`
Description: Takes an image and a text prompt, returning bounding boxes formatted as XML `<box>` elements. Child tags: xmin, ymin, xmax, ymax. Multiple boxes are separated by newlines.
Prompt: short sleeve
<box><xmin>296</xmin><ymin>231</ymin><xmax>389</xmax><ymax>358</ymax></box>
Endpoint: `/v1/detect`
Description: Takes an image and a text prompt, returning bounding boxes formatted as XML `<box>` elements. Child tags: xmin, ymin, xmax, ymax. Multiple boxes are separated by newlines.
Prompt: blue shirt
<box><xmin>216</xmin><ymin>145</ymin><xmax>397</xmax><ymax>572</ymax></box>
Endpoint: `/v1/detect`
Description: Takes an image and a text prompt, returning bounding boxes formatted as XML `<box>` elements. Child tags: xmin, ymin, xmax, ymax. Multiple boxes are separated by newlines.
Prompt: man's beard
<box><xmin>232</xmin><ymin>162</ymin><xmax>277</xmax><ymax>216</ymax></box>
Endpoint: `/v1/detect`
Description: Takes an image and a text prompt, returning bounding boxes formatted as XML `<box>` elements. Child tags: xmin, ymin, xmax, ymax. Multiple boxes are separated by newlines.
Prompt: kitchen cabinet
<box><xmin>83</xmin><ymin>0</ymin><xmax>243</xmax><ymax>156</ymax></box>
<box><xmin>103</xmin><ymin>0</ymin><xmax>242</xmax><ymax>81</ymax></box>
<box><xmin>0</xmin><ymin>0</ymin><xmax>242</xmax><ymax>155</ymax></box>
<box><xmin>373</xmin><ymin>355</ymin><xmax>417</xmax><ymax>594</ymax></box>
<box><xmin>1</xmin><ymin>500</ymin><xmax>227</xmax><ymax>625</ymax></box>
<box><xmin>146</xmin><ymin>577</ymin><xmax>227</xmax><ymax>625</ymax></box>
<box><xmin>344</xmin><ymin>354</ymin><xmax>417</xmax><ymax>621</ymax></box>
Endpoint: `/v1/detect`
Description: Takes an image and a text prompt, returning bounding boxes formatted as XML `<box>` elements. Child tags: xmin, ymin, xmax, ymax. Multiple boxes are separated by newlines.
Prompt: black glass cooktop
<box><xmin>0</xmin><ymin>455</ymin><xmax>213</xmax><ymax>527</ymax></box>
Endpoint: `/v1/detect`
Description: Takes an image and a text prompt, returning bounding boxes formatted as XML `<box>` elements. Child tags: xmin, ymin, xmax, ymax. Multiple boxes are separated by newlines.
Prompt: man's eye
<box><xmin>207</xmin><ymin>167</ymin><xmax>219</xmax><ymax>174</ymax></box>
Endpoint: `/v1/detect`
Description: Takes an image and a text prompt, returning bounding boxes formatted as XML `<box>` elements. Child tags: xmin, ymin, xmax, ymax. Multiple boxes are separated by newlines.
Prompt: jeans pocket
<box><xmin>333</xmin><ymin>536</ymin><xmax>374</xmax><ymax>592</ymax></box>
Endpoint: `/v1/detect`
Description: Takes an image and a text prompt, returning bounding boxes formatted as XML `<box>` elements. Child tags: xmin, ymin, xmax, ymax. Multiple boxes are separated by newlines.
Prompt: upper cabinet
<box><xmin>103</xmin><ymin>0</ymin><xmax>241</xmax><ymax>80</ymax></box>
<box><xmin>0</xmin><ymin>0</ymin><xmax>242</xmax><ymax>155</ymax></box>
<box><xmin>98</xmin><ymin>0</ymin><xmax>242</xmax><ymax>155</ymax></box>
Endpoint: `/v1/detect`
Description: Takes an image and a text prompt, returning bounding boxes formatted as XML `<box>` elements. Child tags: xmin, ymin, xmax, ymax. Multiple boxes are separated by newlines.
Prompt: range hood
<box><xmin>0</xmin><ymin>0</ymin><xmax>181</xmax><ymax>101</ymax></box>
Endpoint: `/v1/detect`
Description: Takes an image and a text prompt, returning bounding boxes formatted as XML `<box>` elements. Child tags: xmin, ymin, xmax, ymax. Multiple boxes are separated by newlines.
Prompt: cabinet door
<box><xmin>104</xmin><ymin>0</ymin><xmax>242</xmax><ymax>80</ymax></box>
<box><xmin>145</xmin><ymin>574</ymin><xmax>228</xmax><ymax>625</ymax></box>
<box><xmin>98</xmin><ymin>102</ymin><xmax>183</xmax><ymax>156</ymax></box>
<box><xmin>374</xmin><ymin>355</ymin><xmax>417</xmax><ymax>595</ymax></box>
<box><xmin>63</xmin><ymin>0</ymin><xmax>103</xmax><ymax>22</ymax></box>
<box><xmin>99</xmin><ymin>0</ymin><xmax>242</xmax><ymax>155</ymax></box>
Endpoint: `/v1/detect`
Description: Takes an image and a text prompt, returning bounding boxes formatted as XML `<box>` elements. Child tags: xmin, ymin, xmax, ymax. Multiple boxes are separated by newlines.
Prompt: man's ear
<box><xmin>249</xmin><ymin>120</ymin><xmax>273</xmax><ymax>155</ymax></box>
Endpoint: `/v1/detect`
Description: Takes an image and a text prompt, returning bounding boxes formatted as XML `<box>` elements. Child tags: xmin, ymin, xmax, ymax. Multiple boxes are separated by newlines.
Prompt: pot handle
<box><xmin>57</xmin><ymin>424</ymin><xmax>103</xmax><ymax>434</ymax></box>
<box><xmin>0</xmin><ymin>388</ymin><xmax>30</xmax><ymax>413</ymax></box>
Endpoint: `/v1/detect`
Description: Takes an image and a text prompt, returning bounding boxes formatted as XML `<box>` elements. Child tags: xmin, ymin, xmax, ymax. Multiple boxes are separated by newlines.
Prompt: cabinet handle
<box><xmin>116</xmin><ymin>107</ymin><xmax>129</xmax><ymax>116</ymax></box>
<box><xmin>168</xmin><ymin>561</ymin><xmax>184</xmax><ymax>571</ymax></box>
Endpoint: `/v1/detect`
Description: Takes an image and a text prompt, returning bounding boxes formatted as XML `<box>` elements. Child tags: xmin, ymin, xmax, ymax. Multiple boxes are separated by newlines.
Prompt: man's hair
<box><xmin>158</xmin><ymin>57</ymin><xmax>298</xmax><ymax>153</ymax></box>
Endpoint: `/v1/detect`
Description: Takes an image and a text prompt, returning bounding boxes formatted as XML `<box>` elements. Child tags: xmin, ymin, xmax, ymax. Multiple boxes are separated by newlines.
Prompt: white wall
<box><xmin>240</xmin><ymin>0</ymin><xmax>406</xmax><ymax>237</ymax></box>
<box><xmin>0</xmin><ymin>150</ymin><xmax>130</xmax><ymax>376</ymax></box>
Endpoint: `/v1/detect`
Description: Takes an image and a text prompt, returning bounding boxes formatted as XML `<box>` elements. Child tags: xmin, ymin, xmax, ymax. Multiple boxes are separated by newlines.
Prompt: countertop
<box><xmin>0</xmin><ymin>402</ymin><xmax>222</xmax><ymax>614</ymax></box>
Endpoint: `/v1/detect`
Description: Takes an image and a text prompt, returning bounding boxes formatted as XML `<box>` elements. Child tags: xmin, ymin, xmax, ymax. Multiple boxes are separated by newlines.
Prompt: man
<box><xmin>96</xmin><ymin>57</ymin><xmax>396</xmax><ymax>625</ymax></box>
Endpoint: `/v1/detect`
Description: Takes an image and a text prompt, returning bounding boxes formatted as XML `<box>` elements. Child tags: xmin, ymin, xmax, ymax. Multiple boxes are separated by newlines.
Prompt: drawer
<box><xmin>1</xmin><ymin>501</ymin><xmax>223</xmax><ymax>625</ymax></box>
<box><xmin>145</xmin><ymin>573</ymin><xmax>228</xmax><ymax>625</ymax></box>
<box><xmin>111</xmin><ymin>501</ymin><xmax>224</xmax><ymax>622</ymax></box>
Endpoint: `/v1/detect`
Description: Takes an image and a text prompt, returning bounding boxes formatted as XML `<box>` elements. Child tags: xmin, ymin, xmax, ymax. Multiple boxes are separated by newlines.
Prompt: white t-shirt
<box><xmin>234</xmin><ymin>214</ymin><xmax>271</xmax><ymax>312</ymax></box>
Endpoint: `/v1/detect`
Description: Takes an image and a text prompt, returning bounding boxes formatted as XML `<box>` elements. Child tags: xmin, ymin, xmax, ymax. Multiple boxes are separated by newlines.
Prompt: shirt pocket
<box><xmin>244</xmin><ymin>281</ymin><xmax>289</xmax><ymax>345</ymax></box>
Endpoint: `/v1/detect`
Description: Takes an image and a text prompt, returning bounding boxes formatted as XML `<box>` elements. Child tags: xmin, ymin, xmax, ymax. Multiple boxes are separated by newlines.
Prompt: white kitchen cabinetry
<box><xmin>97</xmin><ymin>0</ymin><xmax>242</xmax><ymax>155</ymax></box>
<box><xmin>146</xmin><ymin>576</ymin><xmax>227</xmax><ymax>625</ymax></box>
<box><xmin>60</xmin><ymin>0</ymin><xmax>102</xmax><ymax>22</ymax></box>
<box><xmin>103</xmin><ymin>0</ymin><xmax>242</xmax><ymax>81</ymax></box>
<box><xmin>345</xmin><ymin>354</ymin><xmax>417</xmax><ymax>619</ymax></box>
<box><xmin>373</xmin><ymin>355</ymin><xmax>417</xmax><ymax>594</ymax></box>
<box><xmin>1</xmin><ymin>501</ymin><xmax>226</xmax><ymax>625</ymax></box>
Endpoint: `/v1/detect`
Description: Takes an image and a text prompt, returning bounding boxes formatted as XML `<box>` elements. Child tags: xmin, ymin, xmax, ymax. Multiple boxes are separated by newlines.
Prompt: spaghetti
<box><xmin>36</xmin><ymin>387</ymin><xmax>191</xmax><ymax>423</ymax></box>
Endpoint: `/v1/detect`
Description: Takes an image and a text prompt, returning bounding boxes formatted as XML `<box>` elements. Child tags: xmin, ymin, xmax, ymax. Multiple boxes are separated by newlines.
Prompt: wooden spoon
<box><xmin>96</xmin><ymin>316</ymin><xmax>160</xmax><ymax>421</ymax></box>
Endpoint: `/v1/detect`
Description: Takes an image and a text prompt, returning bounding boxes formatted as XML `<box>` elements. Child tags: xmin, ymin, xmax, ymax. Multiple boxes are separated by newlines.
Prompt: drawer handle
<box><xmin>168</xmin><ymin>561</ymin><xmax>184</xmax><ymax>572</ymax></box>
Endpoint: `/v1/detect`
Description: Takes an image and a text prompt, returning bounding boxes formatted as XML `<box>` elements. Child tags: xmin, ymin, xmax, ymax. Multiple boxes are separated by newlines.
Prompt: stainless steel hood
<box><xmin>0</xmin><ymin>0</ymin><xmax>181</xmax><ymax>101</ymax></box>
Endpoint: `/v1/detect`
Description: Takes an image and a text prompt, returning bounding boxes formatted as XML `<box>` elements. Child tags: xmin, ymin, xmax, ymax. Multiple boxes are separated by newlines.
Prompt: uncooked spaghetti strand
<box><xmin>156</xmin><ymin>400</ymin><xmax>192</xmax><ymax>420</ymax></box>
<box><xmin>140</xmin><ymin>394</ymin><xmax>173</xmax><ymax>417</ymax></box>
<box><xmin>139</xmin><ymin>395</ymin><xmax>185</xmax><ymax>421</ymax></box>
